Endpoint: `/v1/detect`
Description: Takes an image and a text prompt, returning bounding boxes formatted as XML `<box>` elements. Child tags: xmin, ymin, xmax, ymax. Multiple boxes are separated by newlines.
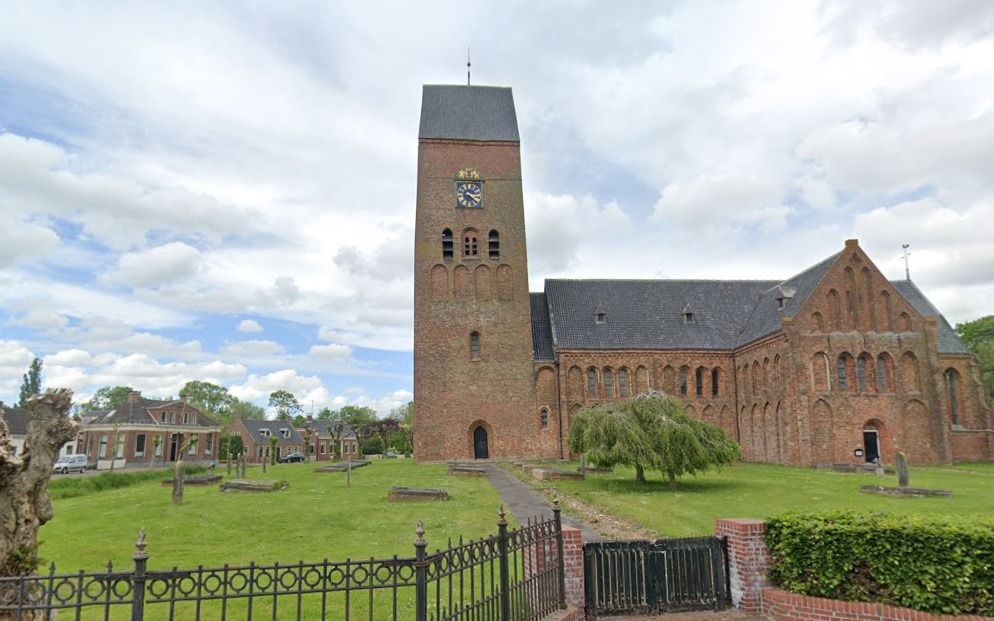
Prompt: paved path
<box><xmin>483</xmin><ymin>464</ymin><xmax>601</xmax><ymax>541</ymax></box>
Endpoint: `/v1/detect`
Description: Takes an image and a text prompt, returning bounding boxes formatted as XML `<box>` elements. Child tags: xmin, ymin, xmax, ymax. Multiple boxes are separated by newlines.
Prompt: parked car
<box><xmin>53</xmin><ymin>454</ymin><xmax>88</xmax><ymax>474</ymax></box>
<box><xmin>279</xmin><ymin>452</ymin><xmax>306</xmax><ymax>463</ymax></box>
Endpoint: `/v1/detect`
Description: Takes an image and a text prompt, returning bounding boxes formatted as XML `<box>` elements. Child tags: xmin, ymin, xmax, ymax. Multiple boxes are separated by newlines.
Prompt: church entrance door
<box><xmin>473</xmin><ymin>426</ymin><xmax>489</xmax><ymax>459</ymax></box>
<box><xmin>863</xmin><ymin>429</ymin><xmax>880</xmax><ymax>463</ymax></box>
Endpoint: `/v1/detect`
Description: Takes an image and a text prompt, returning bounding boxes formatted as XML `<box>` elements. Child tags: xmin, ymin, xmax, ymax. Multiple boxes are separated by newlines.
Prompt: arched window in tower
<box><xmin>945</xmin><ymin>368</ymin><xmax>960</xmax><ymax>425</ymax></box>
<box><xmin>464</xmin><ymin>232</ymin><xmax>478</xmax><ymax>257</ymax></box>
<box><xmin>539</xmin><ymin>408</ymin><xmax>549</xmax><ymax>429</ymax></box>
<box><xmin>695</xmin><ymin>367</ymin><xmax>705</xmax><ymax>397</ymax></box>
<box><xmin>837</xmin><ymin>353</ymin><xmax>854</xmax><ymax>392</ymax></box>
<box><xmin>469</xmin><ymin>331</ymin><xmax>481</xmax><ymax>361</ymax></box>
<box><xmin>488</xmin><ymin>230</ymin><xmax>500</xmax><ymax>259</ymax></box>
<box><xmin>619</xmin><ymin>368</ymin><xmax>630</xmax><ymax>398</ymax></box>
<box><xmin>711</xmin><ymin>368</ymin><xmax>720</xmax><ymax>397</ymax></box>
<box><xmin>857</xmin><ymin>355</ymin><xmax>868</xmax><ymax>391</ymax></box>
<box><xmin>678</xmin><ymin>366</ymin><xmax>689</xmax><ymax>396</ymax></box>
<box><xmin>604</xmin><ymin>368</ymin><xmax>614</xmax><ymax>398</ymax></box>
<box><xmin>828</xmin><ymin>289</ymin><xmax>841</xmax><ymax>330</ymax></box>
<box><xmin>442</xmin><ymin>229</ymin><xmax>453</xmax><ymax>259</ymax></box>
<box><xmin>881</xmin><ymin>290</ymin><xmax>894</xmax><ymax>331</ymax></box>
<box><xmin>587</xmin><ymin>368</ymin><xmax>598</xmax><ymax>399</ymax></box>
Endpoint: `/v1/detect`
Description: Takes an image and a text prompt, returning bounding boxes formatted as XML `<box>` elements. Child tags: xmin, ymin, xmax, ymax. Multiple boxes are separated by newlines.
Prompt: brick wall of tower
<box><xmin>413</xmin><ymin>138</ymin><xmax>558</xmax><ymax>461</ymax></box>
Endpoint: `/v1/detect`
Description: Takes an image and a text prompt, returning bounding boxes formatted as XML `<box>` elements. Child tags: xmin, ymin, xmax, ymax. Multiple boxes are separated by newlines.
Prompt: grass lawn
<box><xmin>40</xmin><ymin>459</ymin><xmax>506</xmax><ymax>572</ymax></box>
<box><xmin>535</xmin><ymin>461</ymin><xmax>994</xmax><ymax>538</ymax></box>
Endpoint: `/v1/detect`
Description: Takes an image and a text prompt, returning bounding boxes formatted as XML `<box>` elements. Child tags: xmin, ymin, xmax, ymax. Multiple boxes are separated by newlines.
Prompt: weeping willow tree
<box><xmin>568</xmin><ymin>391</ymin><xmax>740</xmax><ymax>490</ymax></box>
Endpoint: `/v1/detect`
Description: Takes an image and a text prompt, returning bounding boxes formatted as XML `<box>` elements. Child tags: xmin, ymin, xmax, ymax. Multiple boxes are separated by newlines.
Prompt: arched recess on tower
<box><xmin>468</xmin><ymin>420</ymin><xmax>493</xmax><ymax>460</ymax></box>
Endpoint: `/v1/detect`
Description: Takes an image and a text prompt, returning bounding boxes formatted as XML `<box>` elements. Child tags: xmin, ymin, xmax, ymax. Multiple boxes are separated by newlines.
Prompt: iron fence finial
<box><xmin>415</xmin><ymin>520</ymin><xmax>426</xmax><ymax>545</ymax></box>
<box><xmin>133</xmin><ymin>528</ymin><xmax>148</xmax><ymax>561</ymax></box>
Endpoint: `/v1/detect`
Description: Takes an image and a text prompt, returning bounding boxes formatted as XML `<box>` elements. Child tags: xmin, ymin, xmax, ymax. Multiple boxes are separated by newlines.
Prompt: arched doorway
<box><xmin>862</xmin><ymin>421</ymin><xmax>882</xmax><ymax>464</ymax></box>
<box><xmin>473</xmin><ymin>425</ymin><xmax>489</xmax><ymax>459</ymax></box>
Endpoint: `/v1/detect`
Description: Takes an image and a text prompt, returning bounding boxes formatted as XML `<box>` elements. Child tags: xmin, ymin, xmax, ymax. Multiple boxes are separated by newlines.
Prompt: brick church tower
<box><xmin>413</xmin><ymin>85</ymin><xmax>540</xmax><ymax>461</ymax></box>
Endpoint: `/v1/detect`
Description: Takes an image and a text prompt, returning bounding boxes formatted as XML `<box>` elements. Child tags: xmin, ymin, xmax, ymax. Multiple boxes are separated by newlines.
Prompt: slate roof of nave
<box><xmin>419</xmin><ymin>85</ymin><xmax>520</xmax><ymax>142</ymax></box>
<box><xmin>529</xmin><ymin>252</ymin><xmax>969</xmax><ymax>358</ymax></box>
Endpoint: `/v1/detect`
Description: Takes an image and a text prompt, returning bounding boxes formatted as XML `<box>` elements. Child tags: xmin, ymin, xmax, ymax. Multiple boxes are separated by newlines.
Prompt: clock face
<box><xmin>456</xmin><ymin>181</ymin><xmax>483</xmax><ymax>208</ymax></box>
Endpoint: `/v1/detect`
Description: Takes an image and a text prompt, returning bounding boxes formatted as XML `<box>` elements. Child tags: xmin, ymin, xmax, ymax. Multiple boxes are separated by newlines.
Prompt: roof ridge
<box><xmin>542</xmin><ymin>278</ymin><xmax>782</xmax><ymax>284</ymax></box>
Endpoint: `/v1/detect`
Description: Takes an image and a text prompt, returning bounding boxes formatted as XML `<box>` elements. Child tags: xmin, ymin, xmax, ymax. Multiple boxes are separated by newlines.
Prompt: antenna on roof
<box><xmin>901</xmin><ymin>244</ymin><xmax>911</xmax><ymax>281</ymax></box>
<box><xmin>467</xmin><ymin>47</ymin><xmax>471</xmax><ymax>86</ymax></box>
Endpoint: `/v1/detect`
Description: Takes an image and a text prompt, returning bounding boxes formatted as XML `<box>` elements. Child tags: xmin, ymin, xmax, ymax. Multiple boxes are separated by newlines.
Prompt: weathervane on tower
<box><xmin>467</xmin><ymin>47</ymin><xmax>471</xmax><ymax>86</ymax></box>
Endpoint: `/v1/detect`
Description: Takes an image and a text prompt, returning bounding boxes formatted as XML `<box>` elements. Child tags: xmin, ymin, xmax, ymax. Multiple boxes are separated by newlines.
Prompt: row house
<box><xmin>231</xmin><ymin>418</ymin><xmax>304</xmax><ymax>463</ymax></box>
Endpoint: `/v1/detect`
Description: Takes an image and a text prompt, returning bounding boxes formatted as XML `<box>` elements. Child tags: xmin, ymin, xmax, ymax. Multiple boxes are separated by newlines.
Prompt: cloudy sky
<box><xmin>2</xmin><ymin>1</ymin><xmax>993</xmax><ymax>415</ymax></box>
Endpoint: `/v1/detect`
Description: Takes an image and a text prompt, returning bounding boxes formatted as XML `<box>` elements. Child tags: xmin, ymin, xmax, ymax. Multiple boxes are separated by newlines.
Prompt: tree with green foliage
<box><xmin>338</xmin><ymin>405</ymin><xmax>377</xmax><ymax>428</ymax></box>
<box><xmin>228</xmin><ymin>399</ymin><xmax>266</xmax><ymax>421</ymax></box>
<box><xmin>955</xmin><ymin>315</ymin><xmax>994</xmax><ymax>403</ymax></box>
<box><xmin>17</xmin><ymin>358</ymin><xmax>43</xmax><ymax>407</ymax></box>
<box><xmin>268</xmin><ymin>390</ymin><xmax>302</xmax><ymax>422</ymax></box>
<box><xmin>179</xmin><ymin>381</ymin><xmax>234</xmax><ymax>420</ymax></box>
<box><xmin>568</xmin><ymin>391</ymin><xmax>740</xmax><ymax>490</ymax></box>
<box><xmin>80</xmin><ymin>386</ymin><xmax>137</xmax><ymax>412</ymax></box>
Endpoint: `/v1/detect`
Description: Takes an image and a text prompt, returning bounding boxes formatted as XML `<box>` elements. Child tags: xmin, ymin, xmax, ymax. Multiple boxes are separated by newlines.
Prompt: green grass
<box><xmin>540</xmin><ymin>461</ymin><xmax>994</xmax><ymax>537</ymax></box>
<box><xmin>48</xmin><ymin>465</ymin><xmax>205</xmax><ymax>500</ymax></box>
<box><xmin>40</xmin><ymin>460</ymin><xmax>506</xmax><ymax>572</ymax></box>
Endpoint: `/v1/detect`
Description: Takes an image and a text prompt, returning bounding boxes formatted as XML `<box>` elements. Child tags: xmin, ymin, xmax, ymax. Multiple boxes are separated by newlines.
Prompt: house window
<box><xmin>205</xmin><ymin>434</ymin><xmax>214</xmax><ymax>455</ymax></box>
<box><xmin>99</xmin><ymin>434</ymin><xmax>108</xmax><ymax>458</ymax></box>
<box><xmin>115</xmin><ymin>435</ymin><xmax>125</xmax><ymax>459</ymax></box>
<box><xmin>695</xmin><ymin>367</ymin><xmax>704</xmax><ymax>397</ymax></box>
<box><xmin>595</xmin><ymin>312</ymin><xmax>606</xmax><ymax>324</ymax></box>
<box><xmin>257</xmin><ymin>446</ymin><xmax>264</xmax><ymax>459</ymax></box>
<box><xmin>154</xmin><ymin>434</ymin><xmax>163</xmax><ymax>457</ymax></box>
<box><xmin>464</xmin><ymin>234</ymin><xmax>478</xmax><ymax>257</ymax></box>
<box><xmin>619</xmin><ymin>369</ymin><xmax>629</xmax><ymax>398</ymax></box>
<box><xmin>260</xmin><ymin>429</ymin><xmax>271</xmax><ymax>437</ymax></box>
<box><xmin>470</xmin><ymin>331</ymin><xmax>481</xmax><ymax>360</ymax></box>
<box><xmin>587</xmin><ymin>369</ymin><xmax>598</xmax><ymax>398</ymax></box>
<box><xmin>442</xmin><ymin>229</ymin><xmax>454</xmax><ymax>259</ymax></box>
<box><xmin>320</xmin><ymin>443</ymin><xmax>327</xmax><ymax>454</ymax></box>
<box><xmin>135</xmin><ymin>433</ymin><xmax>146</xmax><ymax>457</ymax></box>
<box><xmin>711</xmin><ymin>368</ymin><xmax>720</xmax><ymax>397</ymax></box>
<box><xmin>679</xmin><ymin>367</ymin><xmax>688</xmax><ymax>396</ymax></box>
<box><xmin>604</xmin><ymin>368</ymin><xmax>614</xmax><ymax>398</ymax></box>
<box><xmin>540</xmin><ymin>409</ymin><xmax>549</xmax><ymax>428</ymax></box>
<box><xmin>188</xmin><ymin>435</ymin><xmax>198</xmax><ymax>456</ymax></box>
<box><xmin>280</xmin><ymin>428</ymin><xmax>291</xmax><ymax>439</ymax></box>
<box><xmin>488</xmin><ymin>230</ymin><xmax>499</xmax><ymax>259</ymax></box>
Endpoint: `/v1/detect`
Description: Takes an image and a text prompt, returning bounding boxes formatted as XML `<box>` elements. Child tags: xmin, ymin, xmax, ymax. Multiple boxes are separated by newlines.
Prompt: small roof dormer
<box><xmin>682</xmin><ymin>303</ymin><xmax>694</xmax><ymax>323</ymax></box>
<box><xmin>775</xmin><ymin>285</ymin><xmax>797</xmax><ymax>310</ymax></box>
<box><xmin>593</xmin><ymin>303</ymin><xmax>607</xmax><ymax>325</ymax></box>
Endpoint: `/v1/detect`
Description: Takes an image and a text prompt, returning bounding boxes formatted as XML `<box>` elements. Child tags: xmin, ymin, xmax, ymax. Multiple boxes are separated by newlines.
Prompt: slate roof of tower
<box><xmin>419</xmin><ymin>85</ymin><xmax>520</xmax><ymax>142</ymax></box>
<box><xmin>891</xmin><ymin>280</ymin><xmax>969</xmax><ymax>354</ymax></box>
<box><xmin>530</xmin><ymin>293</ymin><xmax>555</xmax><ymax>361</ymax></box>
<box><xmin>529</xmin><ymin>252</ymin><xmax>970</xmax><ymax>357</ymax></box>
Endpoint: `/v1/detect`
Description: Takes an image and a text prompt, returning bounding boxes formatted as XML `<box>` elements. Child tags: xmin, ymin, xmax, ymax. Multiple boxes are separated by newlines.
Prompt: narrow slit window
<box><xmin>837</xmin><ymin>355</ymin><xmax>848</xmax><ymax>391</ymax></box>
<box><xmin>470</xmin><ymin>331</ymin><xmax>481</xmax><ymax>360</ymax></box>
<box><xmin>488</xmin><ymin>230</ymin><xmax>499</xmax><ymax>259</ymax></box>
<box><xmin>442</xmin><ymin>229</ymin><xmax>454</xmax><ymax>259</ymax></box>
<box><xmin>619</xmin><ymin>369</ymin><xmax>629</xmax><ymax>398</ymax></box>
<box><xmin>539</xmin><ymin>409</ymin><xmax>549</xmax><ymax>428</ymax></box>
<box><xmin>711</xmin><ymin>368</ymin><xmax>720</xmax><ymax>397</ymax></box>
<box><xmin>604</xmin><ymin>368</ymin><xmax>614</xmax><ymax>398</ymax></box>
<box><xmin>695</xmin><ymin>367</ymin><xmax>704</xmax><ymax>397</ymax></box>
<box><xmin>679</xmin><ymin>368</ymin><xmax>688</xmax><ymax>396</ymax></box>
<box><xmin>587</xmin><ymin>369</ymin><xmax>598</xmax><ymax>398</ymax></box>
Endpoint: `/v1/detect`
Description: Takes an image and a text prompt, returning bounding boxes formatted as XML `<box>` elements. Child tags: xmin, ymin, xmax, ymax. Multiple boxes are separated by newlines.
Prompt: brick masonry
<box><xmin>715</xmin><ymin>518</ymin><xmax>769</xmax><ymax>612</ymax></box>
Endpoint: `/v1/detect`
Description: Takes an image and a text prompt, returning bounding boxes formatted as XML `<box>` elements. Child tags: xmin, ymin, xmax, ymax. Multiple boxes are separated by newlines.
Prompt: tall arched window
<box><xmin>857</xmin><ymin>355</ymin><xmax>867</xmax><ymax>391</ymax></box>
<box><xmin>488</xmin><ymin>230</ymin><xmax>500</xmax><ymax>259</ymax></box>
<box><xmin>711</xmin><ymin>368</ymin><xmax>720</xmax><ymax>397</ymax></box>
<box><xmin>464</xmin><ymin>232</ymin><xmax>478</xmax><ymax>257</ymax></box>
<box><xmin>876</xmin><ymin>353</ymin><xmax>894</xmax><ymax>392</ymax></box>
<box><xmin>469</xmin><ymin>332</ymin><xmax>481</xmax><ymax>360</ymax></box>
<box><xmin>857</xmin><ymin>353</ymin><xmax>875</xmax><ymax>392</ymax></box>
<box><xmin>587</xmin><ymin>368</ymin><xmax>598</xmax><ymax>398</ymax></box>
<box><xmin>442</xmin><ymin>229</ymin><xmax>453</xmax><ymax>259</ymax></box>
<box><xmin>695</xmin><ymin>367</ymin><xmax>704</xmax><ymax>397</ymax></box>
<box><xmin>619</xmin><ymin>368</ymin><xmax>630</xmax><ymax>398</ymax></box>
<box><xmin>837</xmin><ymin>353</ymin><xmax>853</xmax><ymax>392</ymax></box>
<box><xmin>812</xmin><ymin>352</ymin><xmax>830</xmax><ymax>392</ymax></box>
<box><xmin>945</xmin><ymin>368</ymin><xmax>960</xmax><ymax>425</ymax></box>
<box><xmin>604</xmin><ymin>368</ymin><xmax>614</xmax><ymax>398</ymax></box>
<box><xmin>678</xmin><ymin>367</ymin><xmax>688</xmax><ymax>396</ymax></box>
<box><xmin>828</xmin><ymin>289</ymin><xmax>841</xmax><ymax>330</ymax></box>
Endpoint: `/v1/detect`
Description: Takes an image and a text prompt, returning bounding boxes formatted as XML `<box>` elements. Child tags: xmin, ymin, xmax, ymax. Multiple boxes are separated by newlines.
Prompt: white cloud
<box><xmin>110</xmin><ymin>241</ymin><xmax>203</xmax><ymax>288</ymax></box>
<box><xmin>0</xmin><ymin>218</ymin><xmax>59</xmax><ymax>267</ymax></box>
<box><xmin>652</xmin><ymin>173</ymin><xmax>793</xmax><ymax>233</ymax></box>
<box><xmin>17</xmin><ymin>309</ymin><xmax>69</xmax><ymax>332</ymax></box>
<box><xmin>45</xmin><ymin>349</ymin><xmax>91</xmax><ymax>367</ymax></box>
<box><xmin>228</xmin><ymin>369</ymin><xmax>323</xmax><ymax>403</ymax></box>
<box><xmin>308</xmin><ymin>343</ymin><xmax>353</xmax><ymax>361</ymax></box>
<box><xmin>219</xmin><ymin>340</ymin><xmax>286</xmax><ymax>358</ymax></box>
<box><xmin>236</xmin><ymin>319</ymin><xmax>262</xmax><ymax>333</ymax></box>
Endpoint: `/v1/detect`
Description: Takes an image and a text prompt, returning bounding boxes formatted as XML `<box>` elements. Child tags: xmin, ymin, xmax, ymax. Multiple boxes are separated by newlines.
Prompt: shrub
<box><xmin>48</xmin><ymin>465</ymin><xmax>206</xmax><ymax>500</ymax></box>
<box><xmin>766</xmin><ymin>511</ymin><xmax>994</xmax><ymax>616</ymax></box>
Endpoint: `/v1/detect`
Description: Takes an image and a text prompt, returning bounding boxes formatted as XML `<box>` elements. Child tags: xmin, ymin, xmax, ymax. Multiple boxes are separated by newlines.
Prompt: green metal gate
<box><xmin>583</xmin><ymin>536</ymin><xmax>730</xmax><ymax>618</ymax></box>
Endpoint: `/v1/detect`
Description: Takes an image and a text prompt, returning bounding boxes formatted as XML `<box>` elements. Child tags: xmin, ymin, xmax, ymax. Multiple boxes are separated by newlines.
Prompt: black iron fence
<box><xmin>0</xmin><ymin>508</ymin><xmax>565</xmax><ymax>621</ymax></box>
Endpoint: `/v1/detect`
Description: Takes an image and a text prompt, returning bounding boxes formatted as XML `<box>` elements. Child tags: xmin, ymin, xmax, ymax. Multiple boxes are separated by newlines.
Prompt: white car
<box><xmin>53</xmin><ymin>454</ymin><xmax>88</xmax><ymax>474</ymax></box>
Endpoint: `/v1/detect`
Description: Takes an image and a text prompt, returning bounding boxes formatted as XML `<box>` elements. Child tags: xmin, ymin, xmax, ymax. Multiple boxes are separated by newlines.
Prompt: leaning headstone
<box><xmin>897</xmin><ymin>451</ymin><xmax>910</xmax><ymax>488</ymax></box>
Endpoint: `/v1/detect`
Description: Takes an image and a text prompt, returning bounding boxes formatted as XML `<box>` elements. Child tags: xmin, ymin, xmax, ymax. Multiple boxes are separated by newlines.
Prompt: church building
<box><xmin>412</xmin><ymin>84</ymin><xmax>994</xmax><ymax>466</ymax></box>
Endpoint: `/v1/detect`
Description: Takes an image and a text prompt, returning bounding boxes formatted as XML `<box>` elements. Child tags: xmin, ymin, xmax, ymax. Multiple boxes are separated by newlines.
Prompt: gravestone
<box><xmin>388</xmin><ymin>487</ymin><xmax>448</xmax><ymax>501</ymax></box>
<box><xmin>897</xmin><ymin>451</ymin><xmax>910</xmax><ymax>488</ymax></box>
<box><xmin>220</xmin><ymin>479</ymin><xmax>289</xmax><ymax>492</ymax></box>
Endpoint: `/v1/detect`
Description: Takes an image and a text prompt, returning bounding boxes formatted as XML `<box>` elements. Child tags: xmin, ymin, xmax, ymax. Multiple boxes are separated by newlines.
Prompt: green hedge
<box><xmin>48</xmin><ymin>465</ymin><xmax>206</xmax><ymax>500</ymax></box>
<box><xmin>766</xmin><ymin>511</ymin><xmax>994</xmax><ymax>616</ymax></box>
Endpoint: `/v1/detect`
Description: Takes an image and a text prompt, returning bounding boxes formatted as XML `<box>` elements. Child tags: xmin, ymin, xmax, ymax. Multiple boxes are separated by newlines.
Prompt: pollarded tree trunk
<box><xmin>0</xmin><ymin>389</ymin><xmax>78</xmax><ymax>609</ymax></box>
